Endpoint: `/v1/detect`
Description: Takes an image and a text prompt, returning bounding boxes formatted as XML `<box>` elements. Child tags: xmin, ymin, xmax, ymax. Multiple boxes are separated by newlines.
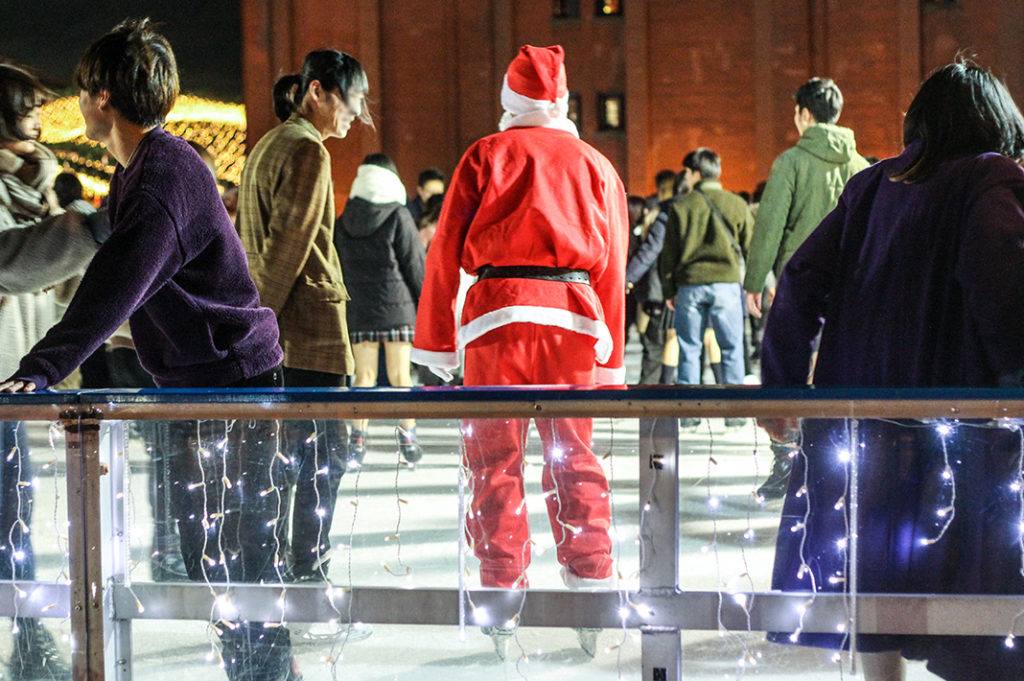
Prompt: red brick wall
<box><xmin>241</xmin><ymin>0</ymin><xmax>1024</xmax><ymax>208</ymax></box>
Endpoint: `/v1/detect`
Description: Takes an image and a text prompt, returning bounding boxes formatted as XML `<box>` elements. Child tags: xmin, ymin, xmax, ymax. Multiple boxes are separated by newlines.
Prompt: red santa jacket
<box><xmin>411</xmin><ymin>126</ymin><xmax>628</xmax><ymax>385</ymax></box>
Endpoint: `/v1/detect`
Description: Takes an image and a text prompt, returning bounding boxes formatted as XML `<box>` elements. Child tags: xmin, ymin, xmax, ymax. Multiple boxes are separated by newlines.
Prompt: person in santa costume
<box><xmin>412</xmin><ymin>44</ymin><xmax>628</xmax><ymax>657</ymax></box>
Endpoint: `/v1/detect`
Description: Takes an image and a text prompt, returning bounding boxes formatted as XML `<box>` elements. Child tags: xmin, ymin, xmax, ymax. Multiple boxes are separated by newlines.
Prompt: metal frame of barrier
<box><xmin>5</xmin><ymin>386</ymin><xmax>1024</xmax><ymax>680</ymax></box>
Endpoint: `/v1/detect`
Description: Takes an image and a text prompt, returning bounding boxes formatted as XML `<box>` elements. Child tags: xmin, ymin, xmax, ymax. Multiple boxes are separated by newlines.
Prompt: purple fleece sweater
<box><xmin>762</xmin><ymin>143</ymin><xmax>1024</xmax><ymax>388</ymax></box>
<box><xmin>14</xmin><ymin>127</ymin><xmax>282</xmax><ymax>389</ymax></box>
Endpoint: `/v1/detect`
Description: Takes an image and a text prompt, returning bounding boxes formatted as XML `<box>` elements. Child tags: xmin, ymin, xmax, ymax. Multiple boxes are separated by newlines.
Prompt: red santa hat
<box><xmin>501</xmin><ymin>45</ymin><xmax>569</xmax><ymax>115</ymax></box>
<box><xmin>506</xmin><ymin>45</ymin><xmax>567</xmax><ymax>102</ymax></box>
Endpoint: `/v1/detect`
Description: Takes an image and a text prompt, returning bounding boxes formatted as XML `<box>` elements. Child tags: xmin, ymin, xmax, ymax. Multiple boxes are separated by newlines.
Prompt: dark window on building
<box><xmin>567</xmin><ymin>93</ymin><xmax>582</xmax><ymax>129</ymax></box>
<box><xmin>596</xmin><ymin>0</ymin><xmax>622</xmax><ymax>16</ymax></box>
<box><xmin>554</xmin><ymin>0</ymin><xmax>581</xmax><ymax>18</ymax></box>
<box><xmin>597</xmin><ymin>92</ymin><xmax>624</xmax><ymax>131</ymax></box>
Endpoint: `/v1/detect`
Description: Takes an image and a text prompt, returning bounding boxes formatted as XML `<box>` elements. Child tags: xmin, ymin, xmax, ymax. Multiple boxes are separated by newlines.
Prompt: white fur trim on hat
<box><xmin>499</xmin><ymin>75</ymin><xmax>579</xmax><ymax>137</ymax></box>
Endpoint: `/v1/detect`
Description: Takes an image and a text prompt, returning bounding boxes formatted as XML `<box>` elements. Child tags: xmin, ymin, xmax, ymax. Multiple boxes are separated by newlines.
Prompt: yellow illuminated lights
<box><xmin>40</xmin><ymin>94</ymin><xmax>246</xmax><ymax>198</ymax></box>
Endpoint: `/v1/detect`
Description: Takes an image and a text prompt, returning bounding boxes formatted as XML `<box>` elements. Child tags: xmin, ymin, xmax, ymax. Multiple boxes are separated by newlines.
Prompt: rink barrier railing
<box><xmin>4</xmin><ymin>385</ymin><xmax>1024</xmax><ymax>680</ymax></box>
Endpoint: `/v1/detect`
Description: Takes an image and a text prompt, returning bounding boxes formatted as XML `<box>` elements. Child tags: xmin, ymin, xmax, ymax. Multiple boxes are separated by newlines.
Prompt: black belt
<box><xmin>476</xmin><ymin>265</ymin><xmax>591</xmax><ymax>285</ymax></box>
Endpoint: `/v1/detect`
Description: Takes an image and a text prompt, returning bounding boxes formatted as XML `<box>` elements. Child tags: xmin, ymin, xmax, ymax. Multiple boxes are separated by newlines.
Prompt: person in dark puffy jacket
<box><xmin>335</xmin><ymin>153</ymin><xmax>426</xmax><ymax>464</ymax></box>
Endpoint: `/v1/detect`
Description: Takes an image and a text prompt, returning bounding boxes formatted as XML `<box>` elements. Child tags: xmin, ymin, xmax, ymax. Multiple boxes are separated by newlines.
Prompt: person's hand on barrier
<box><xmin>0</xmin><ymin>379</ymin><xmax>36</xmax><ymax>393</ymax></box>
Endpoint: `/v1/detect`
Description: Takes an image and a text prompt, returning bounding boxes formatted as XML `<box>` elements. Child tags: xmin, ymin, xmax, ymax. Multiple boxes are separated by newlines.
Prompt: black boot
<box><xmin>710</xmin><ymin>362</ymin><xmax>724</xmax><ymax>384</ymax></box>
<box><xmin>219</xmin><ymin>623</ymin><xmax>293</xmax><ymax>681</ymax></box>
<box><xmin>397</xmin><ymin>426</ymin><xmax>423</xmax><ymax>464</ymax></box>
<box><xmin>756</xmin><ymin>441</ymin><xmax>798</xmax><ymax>500</ymax></box>
<box><xmin>347</xmin><ymin>429</ymin><xmax>367</xmax><ymax>469</ymax></box>
<box><xmin>659</xmin><ymin>364</ymin><xmax>677</xmax><ymax>385</ymax></box>
<box><xmin>9</xmin><ymin>618</ymin><xmax>70</xmax><ymax>680</ymax></box>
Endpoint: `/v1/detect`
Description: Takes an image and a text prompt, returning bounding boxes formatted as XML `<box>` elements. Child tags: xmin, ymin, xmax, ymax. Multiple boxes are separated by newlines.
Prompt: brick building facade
<box><xmin>242</xmin><ymin>0</ymin><xmax>1024</xmax><ymax>203</ymax></box>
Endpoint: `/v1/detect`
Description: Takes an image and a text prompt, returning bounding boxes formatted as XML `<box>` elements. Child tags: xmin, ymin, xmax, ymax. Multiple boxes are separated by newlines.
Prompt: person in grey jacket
<box><xmin>335</xmin><ymin>153</ymin><xmax>426</xmax><ymax>464</ymax></box>
<box><xmin>0</xmin><ymin>62</ymin><xmax>103</xmax><ymax>680</ymax></box>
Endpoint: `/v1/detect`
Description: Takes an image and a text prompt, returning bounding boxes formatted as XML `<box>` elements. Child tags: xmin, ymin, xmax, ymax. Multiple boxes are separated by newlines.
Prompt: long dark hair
<box><xmin>272</xmin><ymin>74</ymin><xmax>301</xmax><ymax>122</ymax></box>
<box><xmin>893</xmin><ymin>59</ymin><xmax>1024</xmax><ymax>183</ymax></box>
<box><xmin>0</xmin><ymin>63</ymin><xmax>53</xmax><ymax>142</ymax></box>
<box><xmin>276</xmin><ymin>49</ymin><xmax>371</xmax><ymax>126</ymax></box>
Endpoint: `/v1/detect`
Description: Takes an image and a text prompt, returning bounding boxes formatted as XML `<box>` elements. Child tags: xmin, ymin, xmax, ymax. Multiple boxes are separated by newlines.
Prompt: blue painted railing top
<box><xmin>0</xmin><ymin>385</ymin><xmax>1021</xmax><ymax>405</ymax></box>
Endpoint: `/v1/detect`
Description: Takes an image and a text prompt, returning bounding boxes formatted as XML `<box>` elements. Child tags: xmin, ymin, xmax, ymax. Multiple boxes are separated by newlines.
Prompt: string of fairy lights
<box><xmin>39</xmin><ymin>94</ymin><xmax>246</xmax><ymax>199</ymax></box>
<box><xmin>13</xmin><ymin>412</ymin><xmax>1024</xmax><ymax>676</ymax></box>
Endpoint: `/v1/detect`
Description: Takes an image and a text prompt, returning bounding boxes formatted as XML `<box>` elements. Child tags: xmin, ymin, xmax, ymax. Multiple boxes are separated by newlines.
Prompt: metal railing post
<box><xmin>638</xmin><ymin>417</ymin><xmax>681</xmax><ymax>681</ymax></box>
<box><xmin>63</xmin><ymin>408</ymin><xmax>105</xmax><ymax>681</ymax></box>
<box><xmin>101</xmin><ymin>421</ymin><xmax>132</xmax><ymax>680</ymax></box>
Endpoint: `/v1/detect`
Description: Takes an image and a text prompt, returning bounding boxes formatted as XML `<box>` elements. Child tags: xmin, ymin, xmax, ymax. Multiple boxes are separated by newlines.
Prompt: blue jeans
<box><xmin>674</xmin><ymin>282</ymin><xmax>745</xmax><ymax>385</ymax></box>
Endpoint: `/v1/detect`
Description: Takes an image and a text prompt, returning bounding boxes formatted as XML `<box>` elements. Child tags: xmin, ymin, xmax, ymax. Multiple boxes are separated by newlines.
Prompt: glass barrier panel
<box><xmin>113</xmin><ymin>409</ymin><xmax>642</xmax><ymax>678</ymax></box>
<box><xmin>61</xmin><ymin>389</ymin><xmax>1024</xmax><ymax>681</ymax></box>
<box><xmin>0</xmin><ymin>419</ymin><xmax>73</xmax><ymax>677</ymax></box>
<box><xmin>673</xmin><ymin>414</ymin><xmax>1024</xmax><ymax>679</ymax></box>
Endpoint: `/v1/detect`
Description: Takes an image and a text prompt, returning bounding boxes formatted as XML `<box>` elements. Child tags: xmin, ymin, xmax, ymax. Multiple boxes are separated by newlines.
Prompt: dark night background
<box><xmin>0</xmin><ymin>0</ymin><xmax>242</xmax><ymax>100</ymax></box>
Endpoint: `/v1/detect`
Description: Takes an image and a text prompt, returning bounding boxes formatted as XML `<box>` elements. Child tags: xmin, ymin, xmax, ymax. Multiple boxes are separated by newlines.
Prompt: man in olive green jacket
<box><xmin>743</xmin><ymin>78</ymin><xmax>869</xmax><ymax>318</ymax></box>
<box><xmin>660</xmin><ymin>148</ymin><xmax>753</xmax><ymax>388</ymax></box>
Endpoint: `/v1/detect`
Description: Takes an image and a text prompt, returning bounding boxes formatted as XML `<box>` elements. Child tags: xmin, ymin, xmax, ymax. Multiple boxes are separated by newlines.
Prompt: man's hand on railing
<box><xmin>0</xmin><ymin>379</ymin><xmax>36</xmax><ymax>393</ymax></box>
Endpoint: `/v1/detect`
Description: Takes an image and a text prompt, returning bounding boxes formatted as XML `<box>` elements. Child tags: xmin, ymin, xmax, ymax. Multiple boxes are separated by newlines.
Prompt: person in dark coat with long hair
<box><xmin>760</xmin><ymin>59</ymin><xmax>1024</xmax><ymax>681</ymax></box>
<box><xmin>335</xmin><ymin>153</ymin><xmax>426</xmax><ymax>464</ymax></box>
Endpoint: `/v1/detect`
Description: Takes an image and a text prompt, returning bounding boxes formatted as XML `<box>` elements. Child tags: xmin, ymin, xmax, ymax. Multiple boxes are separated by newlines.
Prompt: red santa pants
<box><xmin>462</xmin><ymin>323</ymin><xmax>614</xmax><ymax>588</ymax></box>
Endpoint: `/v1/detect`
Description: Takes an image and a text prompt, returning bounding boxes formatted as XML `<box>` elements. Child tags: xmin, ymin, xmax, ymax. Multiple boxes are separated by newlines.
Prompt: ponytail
<box><xmin>272</xmin><ymin>73</ymin><xmax>302</xmax><ymax>122</ymax></box>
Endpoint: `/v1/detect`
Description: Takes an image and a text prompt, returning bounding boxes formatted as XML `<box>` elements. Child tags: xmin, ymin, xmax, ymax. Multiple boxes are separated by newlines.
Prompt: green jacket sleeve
<box><xmin>743</xmin><ymin>154</ymin><xmax>795</xmax><ymax>292</ymax></box>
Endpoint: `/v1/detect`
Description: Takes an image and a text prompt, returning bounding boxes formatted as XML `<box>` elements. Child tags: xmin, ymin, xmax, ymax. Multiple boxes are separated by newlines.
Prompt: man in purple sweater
<box><xmin>0</xmin><ymin>20</ymin><xmax>297</xmax><ymax>681</ymax></box>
